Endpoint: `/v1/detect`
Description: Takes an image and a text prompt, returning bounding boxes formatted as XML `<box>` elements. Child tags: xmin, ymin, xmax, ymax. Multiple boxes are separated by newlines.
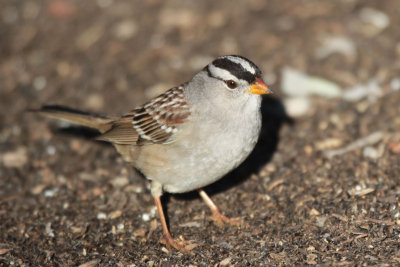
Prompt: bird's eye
<box><xmin>226</xmin><ymin>80</ymin><xmax>238</xmax><ymax>89</ymax></box>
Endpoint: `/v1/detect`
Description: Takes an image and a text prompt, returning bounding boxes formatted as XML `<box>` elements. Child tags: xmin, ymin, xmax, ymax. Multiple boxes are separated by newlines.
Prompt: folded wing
<box><xmin>97</xmin><ymin>85</ymin><xmax>191</xmax><ymax>145</ymax></box>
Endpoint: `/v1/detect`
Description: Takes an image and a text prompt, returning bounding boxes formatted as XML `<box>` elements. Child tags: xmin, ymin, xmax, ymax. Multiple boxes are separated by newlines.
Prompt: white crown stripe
<box><xmin>223</xmin><ymin>56</ymin><xmax>256</xmax><ymax>74</ymax></box>
<box><xmin>208</xmin><ymin>64</ymin><xmax>238</xmax><ymax>81</ymax></box>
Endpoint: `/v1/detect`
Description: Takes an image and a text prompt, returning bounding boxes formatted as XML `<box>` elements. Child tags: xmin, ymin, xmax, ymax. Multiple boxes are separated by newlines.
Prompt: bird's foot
<box><xmin>161</xmin><ymin>234</ymin><xmax>193</xmax><ymax>254</ymax></box>
<box><xmin>210</xmin><ymin>210</ymin><xmax>242</xmax><ymax>227</ymax></box>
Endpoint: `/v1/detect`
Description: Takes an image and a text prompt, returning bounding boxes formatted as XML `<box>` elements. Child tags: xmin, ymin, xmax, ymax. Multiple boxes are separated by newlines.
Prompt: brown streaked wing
<box><xmin>97</xmin><ymin>85</ymin><xmax>191</xmax><ymax>145</ymax></box>
<box><xmin>132</xmin><ymin>85</ymin><xmax>190</xmax><ymax>143</ymax></box>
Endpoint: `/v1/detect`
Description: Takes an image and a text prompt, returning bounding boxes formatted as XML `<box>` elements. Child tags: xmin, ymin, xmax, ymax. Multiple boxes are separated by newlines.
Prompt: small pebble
<box><xmin>46</xmin><ymin>145</ymin><xmax>56</xmax><ymax>155</ymax></box>
<box><xmin>33</xmin><ymin>76</ymin><xmax>47</xmax><ymax>90</ymax></box>
<box><xmin>360</xmin><ymin>7</ymin><xmax>390</xmax><ymax>30</ymax></box>
<box><xmin>45</xmin><ymin>222</ymin><xmax>55</xmax><ymax>237</ymax></box>
<box><xmin>390</xmin><ymin>78</ymin><xmax>400</xmax><ymax>91</ymax></box>
<box><xmin>141</xmin><ymin>207</ymin><xmax>156</xmax><ymax>222</ymax></box>
<box><xmin>97</xmin><ymin>212</ymin><xmax>107</xmax><ymax>220</ymax></box>
<box><xmin>363</xmin><ymin>146</ymin><xmax>379</xmax><ymax>159</ymax></box>
<box><xmin>282</xmin><ymin>67</ymin><xmax>342</xmax><ymax>98</ymax></box>
<box><xmin>44</xmin><ymin>187</ymin><xmax>59</xmax><ymax>197</ymax></box>
<box><xmin>111</xmin><ymin>176</ymin><xmax>129</xmax><ymax>188</ymax></box>
<box><xmin>113</xmin><ymin>19</ymin><xmax>137</xmax><ymax>40</ymax></box>
<box><xmin>141</xmin><ymin>213</ymin><xmax>151</xmax><ymax>222</ymax></box>
<box><xmin>283</xmin><ymin>97</ymin><xmax>311</xmax><ymax>117</ymax></box>
<box><xmin>343</xmin><ymin>79</ymin><xmax>382</xmax><ymax>102</ymax></box>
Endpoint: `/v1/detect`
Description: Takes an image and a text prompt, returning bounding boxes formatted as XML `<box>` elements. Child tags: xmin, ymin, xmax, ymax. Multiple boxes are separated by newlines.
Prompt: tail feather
<box><xmin>32</xmin><ymin>105</ymin><xmax>116</xmax><ymax>133</ymax></box>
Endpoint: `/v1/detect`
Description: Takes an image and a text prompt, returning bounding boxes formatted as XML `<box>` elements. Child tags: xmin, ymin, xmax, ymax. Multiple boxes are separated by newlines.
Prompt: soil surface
<box><xmin>1</xmin><ymin>0</ymin><xmax>400</xmax><ymax>266</ymax></box>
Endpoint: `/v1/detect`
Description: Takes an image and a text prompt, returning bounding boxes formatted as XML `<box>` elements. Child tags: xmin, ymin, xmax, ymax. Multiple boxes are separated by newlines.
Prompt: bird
<box><xmin>34</xmin><ymin>55</ymin><xmax>271</xmax><ymax>253</ymax></box>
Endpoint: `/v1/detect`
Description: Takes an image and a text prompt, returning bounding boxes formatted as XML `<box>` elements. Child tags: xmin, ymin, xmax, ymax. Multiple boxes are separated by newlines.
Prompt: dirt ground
<box><xmin>1</xmin><ymin>0</ymin><xmax>400</xmax><ymax>266</ymax></box>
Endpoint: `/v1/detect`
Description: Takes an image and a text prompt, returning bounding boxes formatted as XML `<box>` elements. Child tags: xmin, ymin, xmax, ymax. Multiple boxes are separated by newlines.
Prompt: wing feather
<box><xmin>97</xmin><ymin>85</ymin><xmax>190</xmax><ymax>145</ymax></box>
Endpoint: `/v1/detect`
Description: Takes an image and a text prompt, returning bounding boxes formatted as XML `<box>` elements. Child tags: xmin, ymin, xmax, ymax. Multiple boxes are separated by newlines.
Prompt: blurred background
<box><xmin>1</xmin><ymin>0</ymin><xmax>400</xmax><ymax>265</ymax></box>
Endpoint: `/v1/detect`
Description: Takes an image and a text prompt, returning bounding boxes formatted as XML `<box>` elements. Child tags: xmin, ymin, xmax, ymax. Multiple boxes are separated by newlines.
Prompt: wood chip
<box><xmin>355</xmin><ymin>217</ymin><xmax>395</xmax><ymax>226</ymax></box>
<box><xmin>184</xmin><ymin>243</ymin><xmax>200</xmax><ymax>251</ymax></box>
<box><xmin>309</xmin><ymin>208</ymin><xmax>320</xmax><ymax>216</ymax></box>
<box><xmin>348</xmin><ymin>187</ymin><xmax>375</xmax><ymax>196</ymax></box>
<box><xmin>31</xmin><ymin>184</ymin><xmax>46</xmax><ymax>195</ymax></box>
<box><xmin>0</xmin><ymin>248</ymin><xmax>10</xmax><ymax>255</ymax></box>
<box><xmin>1</xmin><ymin>147</ymin><xmax>27</xmax><ymax>168</ymax></box>
<box><xmin>147</xmin><ymin>219</ymin><xmax>158</xmax><ymax>238</ymax></box>
<box><xmin>219</xmin><ymin>257</ymin><xmax>232</xmax><ymax>266</ymax></box>
<box><xmin>267</xmin><ymin>178</ymin><xmax>285</xmax><ymax>192</ymax></box>
<box><xmin>315</xmin><ymin>138</ymin><xmax>343</xmax><ymax>150</ymax></box>
<box><xmin>324</xmin><ymin>131</ymin><xmax>383</xmax><ymax>158</ymax></box>
<box><xmin>108</xmin><ymin>210</ymin><xmax>122</xmax><ymax>219</ymax></box>
<box><xmin>179</xmin><ymin>221</ymin><xmax>201</xmax><ymax>228</ymax></box>
<box><xmin>354</xmin><ymin>233</ymin><xmax>368</xmax><ymax>240</ymax></box>
<box><xmin>78</xmin><ymin>259</ymin><xmax>100</xmax><ymax>267</ymax></box>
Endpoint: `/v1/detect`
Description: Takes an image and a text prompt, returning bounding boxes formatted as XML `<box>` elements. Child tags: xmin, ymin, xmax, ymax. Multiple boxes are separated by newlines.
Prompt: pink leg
<box><xmin>198</xmin><ymin>189</ymin><xmax>241</xmax><ymax>227</ymax></box>
<box><xmin>154</xmin><ymin>196</ymin><xmax>191</xmax><ymax>253</ymax></box>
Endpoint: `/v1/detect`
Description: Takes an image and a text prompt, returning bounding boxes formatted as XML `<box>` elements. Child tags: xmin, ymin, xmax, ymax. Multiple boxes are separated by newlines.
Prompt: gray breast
<box><xmin>161</xmin><ymin>102</ymin><xmax>262</xmax><ymax>193</ymax></box>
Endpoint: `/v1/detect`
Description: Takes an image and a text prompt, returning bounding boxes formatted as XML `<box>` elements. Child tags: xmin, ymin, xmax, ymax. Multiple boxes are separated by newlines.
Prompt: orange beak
<box><xmin>246</xmin><ymin>77</ymin><xmax>271</xmax><ymax>95</ymax></box>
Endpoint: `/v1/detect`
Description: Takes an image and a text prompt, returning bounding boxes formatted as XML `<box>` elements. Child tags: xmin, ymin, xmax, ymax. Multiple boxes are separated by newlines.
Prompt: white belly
<box><xmin>134</xmin><ymin>110</ymin><xmax>261</xmax><ymax>193</ymax></box>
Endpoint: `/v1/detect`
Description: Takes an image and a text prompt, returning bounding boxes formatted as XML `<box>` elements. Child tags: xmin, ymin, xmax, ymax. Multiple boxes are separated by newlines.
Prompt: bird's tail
<box><xmin>32</xmin><ymin>105</ymin><xmax>116</xmax><ymax>133</ymax></box>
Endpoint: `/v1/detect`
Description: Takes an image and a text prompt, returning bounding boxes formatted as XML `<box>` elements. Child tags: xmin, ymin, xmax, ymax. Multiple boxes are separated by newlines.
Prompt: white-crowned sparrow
<box><xmin>35</xmin><ymin>55</ymin><xmax>271</xmax><ymax>253</ymax></box>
